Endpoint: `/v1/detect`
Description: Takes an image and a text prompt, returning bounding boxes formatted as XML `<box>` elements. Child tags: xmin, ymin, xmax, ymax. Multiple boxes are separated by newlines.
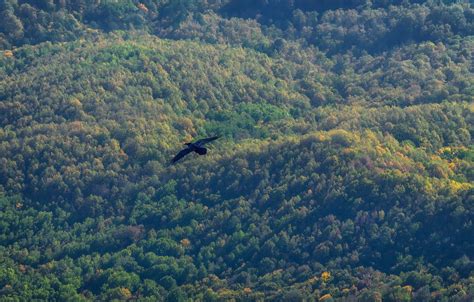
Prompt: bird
<box><xmin>171</xmin><ymin>136</ymin><xmax>220</xmax><ymax>164</ymax></box>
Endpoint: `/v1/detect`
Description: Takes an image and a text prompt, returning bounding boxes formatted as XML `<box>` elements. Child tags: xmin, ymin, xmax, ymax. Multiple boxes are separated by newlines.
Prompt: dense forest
<box><xmin>1</xmin><ymin>0</ymin><xmax>473</xmax><ymax>301</ymax></box>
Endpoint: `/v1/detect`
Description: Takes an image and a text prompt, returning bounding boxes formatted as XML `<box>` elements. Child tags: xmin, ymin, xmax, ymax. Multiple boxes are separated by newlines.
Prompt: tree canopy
<box><xmin>0</xmin><ymin>0</ymin><xmax>473</xmax><ymax>300</ymax></box>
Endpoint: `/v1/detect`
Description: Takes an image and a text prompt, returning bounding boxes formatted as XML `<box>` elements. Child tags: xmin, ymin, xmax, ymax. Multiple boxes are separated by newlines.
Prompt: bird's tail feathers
<box><xmin>195</xmin><ymin>147</ymin><xmax>207</xmax><ymax>155</ymax></box>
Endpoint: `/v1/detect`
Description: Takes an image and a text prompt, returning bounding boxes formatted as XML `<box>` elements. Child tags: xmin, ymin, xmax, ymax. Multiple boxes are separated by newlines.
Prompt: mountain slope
<box><xmin>0</xmin><ymin>4</ymin><xmax>473</xmax><ymax>301</ymax></box>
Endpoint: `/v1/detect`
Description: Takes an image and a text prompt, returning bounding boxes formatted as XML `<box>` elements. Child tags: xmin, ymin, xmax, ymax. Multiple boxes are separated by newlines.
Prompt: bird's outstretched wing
<box><xmin>171</xmin><ymin>148</ymin><xmax>193</xmax><ymax>164</ymax></box>
<box><xmin>195</xmin><ymin>136</ymin><xmax>220</xmax><ymax>147</ymax></box>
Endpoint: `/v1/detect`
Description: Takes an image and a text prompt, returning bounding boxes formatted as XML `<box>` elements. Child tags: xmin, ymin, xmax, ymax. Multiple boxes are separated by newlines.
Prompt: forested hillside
<box><xmin>1</xmin><ymin>0</ymin><xmax>473</xmax><ymax>301</ymax></box>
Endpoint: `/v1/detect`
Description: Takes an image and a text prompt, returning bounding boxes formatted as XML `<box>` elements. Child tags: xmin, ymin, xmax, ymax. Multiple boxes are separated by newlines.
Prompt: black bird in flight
<box><xmin>171</xmin><ymin>136</ymin><xmax>220</xmax><ymax>164</ymax></box>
